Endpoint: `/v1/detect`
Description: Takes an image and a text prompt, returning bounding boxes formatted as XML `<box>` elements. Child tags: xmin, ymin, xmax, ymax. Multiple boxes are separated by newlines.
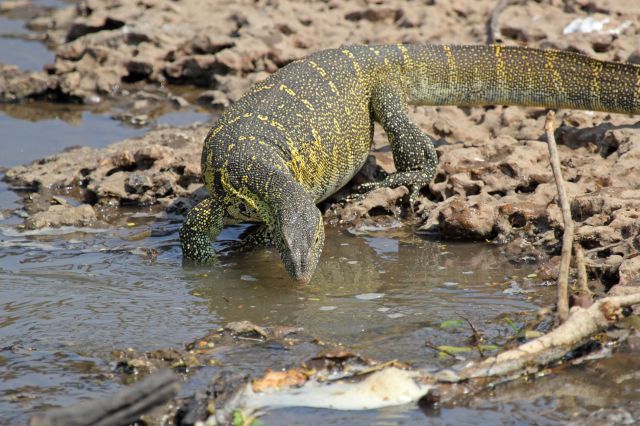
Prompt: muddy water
<box><xmin>0</xmin><ymin>200</ymin><xmax>546</xmax><ymax>423</ymax></box>
<box><xmin>1</xmin><ymin>9</ymin><xmax>638</xmax><ymax>426</ymax></box>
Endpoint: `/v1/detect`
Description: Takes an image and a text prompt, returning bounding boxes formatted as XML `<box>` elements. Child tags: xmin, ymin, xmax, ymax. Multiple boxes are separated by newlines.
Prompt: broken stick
<box><xmin>29</xmin><ymin>369</ymin><xmax>180</xmax><ymax>426</ymax></box>
<box><xmin>457</xmin><ymin>292</ymin><xmax>640</xmax><ymax>380</ymax></box>
<box><xmin>544</xmin><ymin>110</ymin><xmax>571</xmax><ymax>322</ymax></box>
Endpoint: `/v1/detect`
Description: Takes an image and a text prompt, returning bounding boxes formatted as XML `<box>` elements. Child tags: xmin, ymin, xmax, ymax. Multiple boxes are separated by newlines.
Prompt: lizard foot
<box><xmin>352</xmin><ymin>170</ymin><xmax>431</xmax><ymax>206</ymax></box>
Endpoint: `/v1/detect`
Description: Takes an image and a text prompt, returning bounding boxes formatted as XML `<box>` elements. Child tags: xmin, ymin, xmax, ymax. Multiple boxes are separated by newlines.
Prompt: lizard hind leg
<box><xmin>357</xmin><ymin>81</ymin><xmax>438</xmax><ymax>205</ymax></box>
<box><xmin>180</xmin><ymin>197</ymin><xmax>226</xmax><ymax>264</ymax></box>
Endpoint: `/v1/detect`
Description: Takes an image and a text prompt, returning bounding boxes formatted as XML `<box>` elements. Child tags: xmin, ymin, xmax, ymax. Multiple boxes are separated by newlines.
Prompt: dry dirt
<box><xmin>2</xmin><ymin>0</ymin><xmax>640</xmax><ymax>294</ymax></box>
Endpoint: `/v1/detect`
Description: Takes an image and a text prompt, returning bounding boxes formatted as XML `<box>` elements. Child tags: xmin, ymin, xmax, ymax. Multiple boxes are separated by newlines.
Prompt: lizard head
<box><xmin>276</xmin><ymin>202</ymin><xmax>325</xmax><ymax>283</ymax></box>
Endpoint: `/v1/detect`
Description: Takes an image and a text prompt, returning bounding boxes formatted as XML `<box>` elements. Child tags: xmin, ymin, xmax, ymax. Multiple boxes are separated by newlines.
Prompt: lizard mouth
<box><xmin>289</xmin><ymin>254</ymin><xmax>313</xmax><ymax>283</ymax></box>
<box><xmin>281</xmin><ymin>244</ymin><xmax>317</xmax><ymax>283</ymax></box>
<box><xmin>293</xmin><ymin>271</ymin><xmax>313</xmax><ymax>284</ymax></box>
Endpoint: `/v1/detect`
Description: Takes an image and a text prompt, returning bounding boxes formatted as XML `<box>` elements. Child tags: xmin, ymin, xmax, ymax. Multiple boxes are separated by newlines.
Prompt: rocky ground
<box><xmin>2</xmin><ymin>0</ymin><xmax>640</xmax><ymax>296</ymax></box>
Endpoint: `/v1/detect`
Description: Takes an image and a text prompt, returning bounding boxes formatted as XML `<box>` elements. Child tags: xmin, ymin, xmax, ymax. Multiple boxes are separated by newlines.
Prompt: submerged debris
<box><xmin>41</xmin><ymin>292</ymin><xmax>636</xmax><ymax>425</ymax></box>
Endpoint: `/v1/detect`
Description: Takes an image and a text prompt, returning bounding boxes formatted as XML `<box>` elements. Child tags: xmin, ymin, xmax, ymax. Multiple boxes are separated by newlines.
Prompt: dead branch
<box><xmin>29</xmin><ymin>369</ymin><xmax>180</xmax><ymax>426</ymax></box>
<box><xmin>459</xmin><ymin>314</ymin><xmax>486</xmax><ymax>358</ymax></box>
<box><xmin>545</xmin><ymin>110</ymin><xmax>571</xmax><ymax>322</ymax></box>
<box><xmin>425</xmin><ymin>341</ymin><xmax>458</xmax><ymax>359</ymax></box>
<box><xmin>584</xmin><ymin>236</ymin><xmax>636</xmax><ymax>255</ymax></box>
<box><xmin>457</xmin><ymin>292</ymin><xmax>640</xmax><ymax>380</ymax></box>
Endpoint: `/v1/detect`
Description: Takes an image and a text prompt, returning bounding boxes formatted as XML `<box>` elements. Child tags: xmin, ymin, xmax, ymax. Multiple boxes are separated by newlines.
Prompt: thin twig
<box><xmin>425</xmin><ymin>341</ymin><xmax>457</xmax><ymax>359</ymax></box>
<box><xmin>573</xmin><ymin>243</ymin><xmax>591</xmax><ymax>296</ymax></box>
<box><xmin>458</xmin><ymin>314</ymin><xmax>486</xmax><ymax>358</ymax></box>
<box><xmin>583</xmin><ymin>237</ymin><xmax>635</xmax><ymax>255</ymax></box>
<box><xmin>29</xmin><ymin>369</ymin><xmax>180</xmax><ymax>426</ymax></box>
<box><xmin>544</xmin><ymin>110</ymin><xmax>571</xmax><ymax>322</ymax></box>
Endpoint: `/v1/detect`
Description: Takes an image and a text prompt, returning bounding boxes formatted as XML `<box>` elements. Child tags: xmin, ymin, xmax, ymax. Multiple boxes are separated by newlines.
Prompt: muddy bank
<box><xmin>5</xmin><ymin>122</ymin><xmax>209</xmax><ymax>208</ymax></box>
<box><xmin>2</xmin><ymin>0</ymin><xmax>640</xmax><ymax>105</ymax></box>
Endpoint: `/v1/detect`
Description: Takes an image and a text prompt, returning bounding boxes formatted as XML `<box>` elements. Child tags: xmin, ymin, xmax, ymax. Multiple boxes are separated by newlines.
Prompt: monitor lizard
<box><xmin>179</xmin><ymin>44</ymin><xmax>640</xmax><ymax>282</ymax></box>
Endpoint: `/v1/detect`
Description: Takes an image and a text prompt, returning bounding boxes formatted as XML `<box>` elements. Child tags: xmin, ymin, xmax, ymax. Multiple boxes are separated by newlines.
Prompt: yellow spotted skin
<box><xmin>180</xmin><ymin>44</ymin><xmax>640</xmax><ymax>282</ymax></box>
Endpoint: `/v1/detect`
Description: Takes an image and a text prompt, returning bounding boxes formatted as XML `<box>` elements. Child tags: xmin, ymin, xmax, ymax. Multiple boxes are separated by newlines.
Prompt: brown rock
<box><xmin>96</xmin><ymin>171</ymin><xmax>129</xmax><ymax>200</ymax></box>
<box><xmin>225</xmin><ymin>321</ymin><xmax>268</xmax><ymax>339</ymax></box>
<box><xmin>498</xmin><ymin>201</ymin><xmax>549</xmax><ymax>229</ymax></box>
<box><xmin>435</xmin><ymin>194</ymin><xmax>498</xmax><ymax>239</ymax></box>
<box><xmin>5</xmin><ymin>147</ymin><xmax>94</xmax><ymax>189</ymax></box>
<box><xmin>607</xmin><ymin>129</ymin><xmax>640</xmax><ymax>189</ymax></box>
<box><xmin>0</xmin><ymin>0</ymin><xmax>30</xmax><ymax>12</ymax></box>
<box><xmin>333</xmin><ymin>186</ymin><xmax>408</xmax><ymax>224</ymax></box>
<box><xmin>575</xmin><ymin>225</ymin><xmax>622</xmax><ymax>249</ymax></box>
<box><xmin>344</xmin><ymin>7</ymin><xmax>401</xmax><ymax>22</ymax></box>
<box><xmin>164</xmin><ymin>55</ymin><xmax>219</xmax><ymax>84</ymax></box>
<box><xmin>571</xmin><ymin>188</ymin><xmax>640</xmax><ymax>220</ymax></box>
<box><xmin>432</xmin><ymin>117</ymin><xmax>453</xmax><ymax>136</ymax></box>
<box><xmin>500</xmin><ymin>106</ymin><xmax>527</xmax><ymax>126</ymax></box>
<box><xmin>125</xmin><ymin>173</ymin><xmax>154</xmax><ymax>195</ymax></box>
<box><xmin>608</xmin><ymin>210</ymin><xmax>640</xmax><ymax>239</ymax></box>
<box><xmin>0</xmin><ymin>65</ymin><xmax>59</xmax><ymax>102</ymax></box>
<box><xmin>537</xmin><ymin>256</ymin><xmax>562</xmax><ymax>281</ymax></box>
<box><xmin>618</xmin><ymin>257</ymin><xmax>640</xmax><ymax>287</ymax></box>
<box><xmin>197</xmin><ymin>90</ymin><xmax>231</xmax><ymax>109</ymax></box>
<box><xmin>25</xmin><ymin>204</ymin><xmax>98</xmax><ymax>229</ymax></box>
<box><xmin>448</xmin><ymin>173</ymin><xmax>484</xmax><ymax>197</ymax></box>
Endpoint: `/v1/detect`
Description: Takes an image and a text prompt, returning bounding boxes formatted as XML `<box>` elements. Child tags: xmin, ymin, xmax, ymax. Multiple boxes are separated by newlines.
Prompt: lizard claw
<box><xmin>408</xmin><ymin>185</ymin><xmax>422</xmax><ymax>208</ymax></box>
<box><xmin>343</xmin><ymin>181</ymin><xmax>384</xmax><ymax>203</ymax></box>
<box><xmin>343</xmin><ymin>192</ymin><xmax>366</xmax><ymax>203</ymax></box>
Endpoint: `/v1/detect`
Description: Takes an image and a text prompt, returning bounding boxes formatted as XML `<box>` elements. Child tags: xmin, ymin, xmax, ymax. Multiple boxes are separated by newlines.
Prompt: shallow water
<box><xmin>0</xmin><ymin>208</ymin><xmax>546</xmax><ymax>423</ymax></box>
<box><xmin>0</xmin><ymin>102</ymin><xmax>210</xmax><ymax>168</ymax></box>
<box><xmin>0</xmin><ymin>16</ymin><xmax>53</xmax><ymax>72</ymax></box>
<box><xmin>0</xmin><ymin>7</ymin><xmax>638</xmax><ymax>425</ymax></box>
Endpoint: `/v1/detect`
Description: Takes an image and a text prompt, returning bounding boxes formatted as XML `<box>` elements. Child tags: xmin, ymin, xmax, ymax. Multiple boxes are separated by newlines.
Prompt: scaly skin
<box><xmin>180</xmin><ymin>44</ymin><xmax>640</xmax><ymax>282</ymax></box>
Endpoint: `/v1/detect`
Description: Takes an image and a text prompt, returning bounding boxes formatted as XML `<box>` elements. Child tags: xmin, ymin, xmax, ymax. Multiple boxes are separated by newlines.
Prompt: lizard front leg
<box><xmin>357</xmin><ymin>81</ymin><xmax>438</xmax><ymax>204</ymax></box>
<box><xmin>180</xmin><ymin>197</ymin><xmax>226</xmax><ymax>263</ymax></box>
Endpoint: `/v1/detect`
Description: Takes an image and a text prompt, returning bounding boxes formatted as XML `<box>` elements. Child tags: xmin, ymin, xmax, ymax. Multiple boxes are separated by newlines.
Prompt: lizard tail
<box><xmin>405</xmin><ymin>44</ymin><xmax>640</xmax><ymax>114</ymax></box>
